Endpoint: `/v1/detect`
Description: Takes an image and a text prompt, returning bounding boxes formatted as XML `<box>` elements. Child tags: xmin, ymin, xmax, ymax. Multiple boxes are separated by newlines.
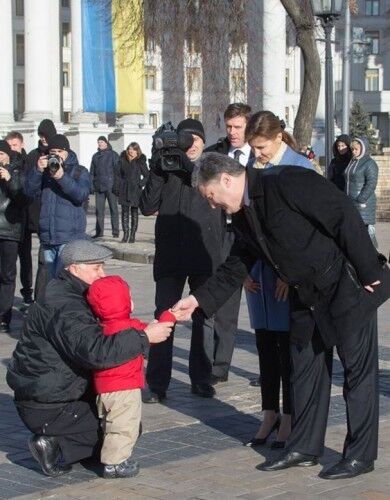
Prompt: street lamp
<box><xmin>311</xmin><ymin>0</ymin><xmax>343</xmax><ymax>175</ymax></box>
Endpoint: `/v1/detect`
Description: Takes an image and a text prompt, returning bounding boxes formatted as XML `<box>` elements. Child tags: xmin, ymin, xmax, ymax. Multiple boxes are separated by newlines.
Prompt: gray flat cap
<box><xmin>61</xmin><ymin>240</ymin><xmax>113</xmax><ymax>267</ymax></box>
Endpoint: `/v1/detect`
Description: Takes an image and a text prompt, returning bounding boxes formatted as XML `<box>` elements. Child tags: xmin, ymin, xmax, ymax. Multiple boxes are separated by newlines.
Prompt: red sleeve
<box><xmin>158</xmin><ymin>310</ymin><xmax>177</xmax><ymax>323</ymax></box>
<box><xmin>128</xmin><ymin>318</ymin><xmax>148</xmax><ymax>330</ymax></box>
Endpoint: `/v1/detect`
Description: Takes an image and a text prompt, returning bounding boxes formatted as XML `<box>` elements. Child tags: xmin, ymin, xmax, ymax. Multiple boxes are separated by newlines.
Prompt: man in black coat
<box><xmin>90</xmin><ymin>136</ymin><xmax>119</xmax><ymax>238</ymax></box>
<box><xmin>7</xmin><ymin>240</ymin><xmax>173</xmax><ymax>477</ymax></box>
<box><xmin>173</xmin><ymin>152</ymin><xmax>390</xmax><ymax>480</ymax></box>
<box><xmin>205</xmin><ymin>103</ymin><xmax>253</xmax><ymax>384</ymax></box>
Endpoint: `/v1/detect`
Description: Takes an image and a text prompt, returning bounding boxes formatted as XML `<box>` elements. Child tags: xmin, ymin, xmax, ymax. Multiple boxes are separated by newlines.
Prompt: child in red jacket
<box><xmin>86</xmin><ymin>275</ymin><xmax>176</xmax><ymax>479</ymax></box>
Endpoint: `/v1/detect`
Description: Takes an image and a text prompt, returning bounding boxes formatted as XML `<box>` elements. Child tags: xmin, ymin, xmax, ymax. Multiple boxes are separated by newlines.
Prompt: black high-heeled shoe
<box><xmin>244</xmin><ymin>417</ymin><xmax>280</xmax><ymax>447</ymax></box>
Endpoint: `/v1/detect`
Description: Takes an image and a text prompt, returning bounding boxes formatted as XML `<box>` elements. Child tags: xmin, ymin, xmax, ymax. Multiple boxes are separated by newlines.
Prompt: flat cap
<box><xmin>61</xmin><ymin>240</ymin><xmax>113</xmax><ymax>267</ymax></box>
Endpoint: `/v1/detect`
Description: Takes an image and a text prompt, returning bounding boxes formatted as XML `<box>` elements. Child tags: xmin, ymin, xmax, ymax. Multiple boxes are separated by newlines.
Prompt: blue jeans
<box><xmin>43</xmin><ymin>244</ymin><xmax>66</xmax><ymax>281</ymax></box>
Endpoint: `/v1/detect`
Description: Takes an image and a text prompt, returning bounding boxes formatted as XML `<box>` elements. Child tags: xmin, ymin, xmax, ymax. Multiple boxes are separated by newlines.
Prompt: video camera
<box><xmin>152</xmin><ymin>122</ymin><xmax>195</xmax><ymax>173</ymax></box>
<box><xmin>47</xmin><ymin>154</ymin><xmax>62</xmax><ymax>176</ymax></box>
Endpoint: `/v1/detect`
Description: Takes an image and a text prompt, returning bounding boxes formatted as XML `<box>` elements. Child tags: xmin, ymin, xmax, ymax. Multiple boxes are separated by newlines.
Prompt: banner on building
<box><xmin>81</xmin><ymin>0</ymin><xmax>145</xmax><ymax>113</ymax></box>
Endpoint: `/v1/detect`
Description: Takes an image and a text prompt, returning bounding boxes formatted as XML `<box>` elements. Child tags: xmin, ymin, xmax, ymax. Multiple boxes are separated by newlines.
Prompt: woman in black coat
<box><xmin>115</xmin><ymin>143</ymin><xmax>149</xmax><ymax>243</ymax></box>
<box><xmin>328</xmin><ymin>134</ymin><xmax>352</xmax><ymax>191</ymax></box>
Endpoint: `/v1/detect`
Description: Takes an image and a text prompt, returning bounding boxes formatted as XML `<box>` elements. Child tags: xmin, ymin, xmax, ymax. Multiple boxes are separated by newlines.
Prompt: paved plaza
<box><xmin>0</xmin><ymin>214</ymin><xmax>389</xmax><ymax>499</ymax></box>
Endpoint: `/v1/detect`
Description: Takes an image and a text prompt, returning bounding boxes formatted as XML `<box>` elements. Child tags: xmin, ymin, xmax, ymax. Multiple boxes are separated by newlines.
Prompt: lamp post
<box><xmin>311</xmin><ymin>0</ymin><xmax>343</xmax><ymax>175</ymax></box>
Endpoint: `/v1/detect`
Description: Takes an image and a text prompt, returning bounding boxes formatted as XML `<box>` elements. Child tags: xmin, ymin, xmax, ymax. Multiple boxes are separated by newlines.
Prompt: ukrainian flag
<box><xmin>81</xmin><ymin>0</ymin><xmax>145</xmax><ymax>114</ymax></box>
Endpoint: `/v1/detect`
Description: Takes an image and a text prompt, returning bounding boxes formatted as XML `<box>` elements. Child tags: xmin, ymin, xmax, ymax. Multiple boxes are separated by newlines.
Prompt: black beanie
<box><xmin>98</xmin><ymin>136</ymin><xmax>108</xmax><ymax>144</ymax></box>
<box><xmin>37</xmin><ymin>119</ymin><xmax>57</xmax><ymax>141</ymax></box>
<box><xmin>177</xmin><ymin>119</ymin><xmax>205</xmax><ymax>143</ymax></box>
<box><xmin>48</xmin><ymin>134</ymin><xmax>70</xmax><ymax>151</ymax></box>
<box><xmin>0</xmin><ymin>140</ymin><xmax>12</xmax><ymax>158</ymax></box>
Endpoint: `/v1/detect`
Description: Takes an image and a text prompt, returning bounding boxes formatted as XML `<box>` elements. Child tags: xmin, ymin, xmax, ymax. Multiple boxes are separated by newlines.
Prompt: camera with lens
<box><xmin>152</xmin><ymin>122</ymin><xmax>195</xmax><ymax>173</ymax></box>
<box><xmin>47</xmin><ymin>154</ymin><xmax>62</xmax><ymax>176</ymax></box>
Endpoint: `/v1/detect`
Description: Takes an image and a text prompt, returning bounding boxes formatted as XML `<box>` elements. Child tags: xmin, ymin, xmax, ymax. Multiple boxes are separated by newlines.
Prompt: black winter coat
<box><xmin>140</xmin><ymin>169</ymin><xmax>226</xmax><ymax>281</ymax></box>
<box><xmin>328</xmin><ymin>134</ymin><xmax>352</xmax><ymax>191</ymax></box>
<box><xmin>6</xmin><ymin>270</ymin><xmax>149</xmax><ymax>404</ymax></box>
<box><xmin>193</xmin><ymin>166</ymin><xmax>390</xmax><ymax>349</ymax></box>
<box><xmin>0</xmin><ymin>161</ymin><xmax>25</xmax><ymax>241</ymax></box>
<box><xmin>90</xmin><ymin>145</ymin><xmax>119</xmax><ymax>193</ymax></box>
<box><xmin>115</xmin><ymin>153</ymin><xmax>149</xmax><ymax>207</ymax></box>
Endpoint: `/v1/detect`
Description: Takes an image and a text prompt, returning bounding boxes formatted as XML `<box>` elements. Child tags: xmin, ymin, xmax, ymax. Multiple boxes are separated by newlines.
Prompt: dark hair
<box><xmin>245</xmin><ymin>111</ymin><xmax>296</xmax><ymax>150</ymax></box>
<box><xmin>192</xmin><ymin>152</ymin><xmax>245</xmax><ymax>187</ymax></box>
<box><xmin>224</xmin><ymin>103</ymin><xmax>252</xmax><ymax>123</ymax></box>
<box><xmin>5</xmin><ymin>131</ymin><xmax>24</xmax><ymax>142</ymax></box>
<box><xmin>126</xmin><ymin>142</ymin><xmax>142</xmax><ymax>159</ymax></box>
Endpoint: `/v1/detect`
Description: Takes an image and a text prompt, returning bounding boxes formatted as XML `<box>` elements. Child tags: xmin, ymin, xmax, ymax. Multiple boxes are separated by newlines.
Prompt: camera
<box><xmin>152</xmin><ymin>122</ymin><xmax>194</xmax><ymax>173</ymax></box>
<box><xmin>47</xmin><ymin>154</ymin><xmax>62</xmax><ymax>175</ymax></box>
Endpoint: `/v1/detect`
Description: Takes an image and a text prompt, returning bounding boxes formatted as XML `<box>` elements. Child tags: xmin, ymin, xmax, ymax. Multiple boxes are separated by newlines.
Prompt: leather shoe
<box><xmin>319</xmin><ymin>458</ymin><xmax>374</xmax><ymax>480</ymax></box>
<box><xmin>256</xmin><ymin>451</ymin><xmax>318</xmax><ymax>471</ymax></box>
<box><xmin>191</xmin><ymin>383</ymin><xmax>216</xmax><ymax>398</ymax></box>
<box><xmin>210</xmin><ymin>374</ymin><xmax>228</xmax><ymax>385</ymax></box>
<box><xmin>270</xmin><ymin>440</ymin><xmax>286</xmax><ymax>449</ymax></box>
<box><xmin>244</xmin><ymin>417</ymin><xmax>280</xmax><ymax>447</ymax></box>
<box><xmin>103</xmin><ymin>457</ymin><xmax>140</xmax><ymax>479</ymax></box>
<box><xmin>143</xmin><ymin>390</ymin><xmax>166</xmax><ymax>403</ymax></box>
<box><xmin>249</xmin><ymin>377</ymin><xmax>261</xmax><ymax>387</ymax></box>
<box><xmin>28</xmin><ymin>435</ymin><xmax>71</xmax><ymax>477</ymax></box>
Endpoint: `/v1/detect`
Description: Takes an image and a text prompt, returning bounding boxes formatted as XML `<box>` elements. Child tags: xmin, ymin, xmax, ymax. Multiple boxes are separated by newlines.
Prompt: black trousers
<box><xmin>256</xmin><ymin>329</ymin><xmax>291</xmax><ymax>414</ymax></box>
<box><xmin>18</xmin><ymin>227</ymin><xmax>33</xmax><ymax>300</ymax></box>
<box><xmin>212</xmin><ymin>287</ymin><xmax>241</xmax><ymax>378</ymax></box>
<box><xmin>16</xmin><ymin>398</ymin><xmax>101</xmax><ymax>465</ymax></box>
<box><xmin>287</xmin><ymin>314</ymin><xmax>378</xmax><ymax>461</ymax></box>
<box><xmin>147</xmin><ymin>275</ymin><xmax>214</xmax><ymax>392</ymax></box>
<box><xmin>0</xmin><ymin>240</ymin><xmax>18</xmax><ymax>325</ymax></box>
<box><xmin>34</xmin><ymin>244</ymin><xmax>48</xmax><ymax>304</ymax></box>
<box><xmin>95</xmin><ymin>191</ymin><xmax>119</xmax><ymax>236</ymax></box>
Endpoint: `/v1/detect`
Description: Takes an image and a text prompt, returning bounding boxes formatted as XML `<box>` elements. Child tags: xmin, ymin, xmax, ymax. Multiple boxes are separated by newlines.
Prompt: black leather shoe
<box><xmin>191</xmin><ymin>383</ymin><xmax>216</xmax><ymax>398</ymax></box>
<box><xmin>103</xmin><ymin>458</ymin><xmax>140</xmax><ymax>479</ymax></box>
<box><xmin>143</xmin><ymin>390</ymin><xmax>166</xmax><ymax>403</ymax></box>
<box><xmin>256</xmin><ymin>451</ymin><xmax>318</xmax><ymax>471</ymax></box>
<box><xmin>319</xmin><ymin>458</ymin><xmax>374</xmax><ymax>480</ymax></box>
<box><xmin>210</xmin><ymin>374</ymin><xmax>228</xmax><ymax>385</ymax></box>
<box><xmin>249</xmin><ymin>377</ymin><xmax>261</xmax><ymax>387</ymax></box>
<box><xmin>28</xmin><ymin>435</ymin><xmax>71</xmax><ymax>477</ymax></box>
<box><xmin>271</xmin><ymin>440</ymin><xmax>286</xmax><ymax>449</ymax></box>
<box><xmin>244</xmin><ymin>417</ymin><xmax>280</xmax><ymax>447</ymax></box>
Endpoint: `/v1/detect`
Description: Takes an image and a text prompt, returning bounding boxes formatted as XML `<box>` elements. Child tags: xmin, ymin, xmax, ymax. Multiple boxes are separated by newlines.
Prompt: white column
<box><xmin>70</xmin><ymin>0</ymin><xmax>99</xmax><ymax>122</ymax></box>
<box><xmin>23</xmin><ymin>0</ymin><xmax>61</xmax><ymax>121</ymax></box>
<box><xmin>262</xmin><ymin>0</ymin><xmax>286</xmax><ymax>118</ymax></box>
<box><xmin>0</xmin><ymin>0</ymin><xmax>14</xmax><ymax>123</ymax></box>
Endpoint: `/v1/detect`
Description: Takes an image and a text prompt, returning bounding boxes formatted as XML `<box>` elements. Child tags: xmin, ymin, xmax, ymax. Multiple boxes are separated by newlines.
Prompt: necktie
<box><xmin>233</xmin><ymin>149</ymin><xmax>242</xmax><ymax>163</ymax></box>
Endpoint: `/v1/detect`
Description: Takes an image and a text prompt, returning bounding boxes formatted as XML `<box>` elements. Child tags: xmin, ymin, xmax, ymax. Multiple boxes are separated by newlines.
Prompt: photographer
<box><xmin>140</xmin><ymin>119</ymin><xmax>232</xmax><ymax>401</ymax></box>
<box><xmin>24</xmin><ymin>134</ymin><xmax>90</xmax><ymax>282</ymax></box>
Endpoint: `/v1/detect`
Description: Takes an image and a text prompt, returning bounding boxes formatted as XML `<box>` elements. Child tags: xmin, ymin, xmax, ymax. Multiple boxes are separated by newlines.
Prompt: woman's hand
<box><xmin>243</xmin><ymin>275</ymin><xmax>261</xmax><ymax>293</ymax></box>
<box><xmin>275</xmin><ymin>278</ymin><xmax>289</xmax><ymax>301</ymax></box>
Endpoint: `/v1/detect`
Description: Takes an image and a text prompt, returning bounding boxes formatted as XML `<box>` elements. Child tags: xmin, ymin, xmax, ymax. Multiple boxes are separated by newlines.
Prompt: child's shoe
<box><xmin>103</xmin><ymin>457</ymin><xmax>140</xmax><ymax>478</ymax></box>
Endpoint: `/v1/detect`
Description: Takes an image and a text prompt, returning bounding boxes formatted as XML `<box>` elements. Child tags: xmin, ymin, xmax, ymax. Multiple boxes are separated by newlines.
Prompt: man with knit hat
<box><xmin>140</xmin><ymin>118</ymin><xmax>234</xmax><ymax>401</ymax></box>
<box><xmin>25</xmin><ymin>133</ymin><xmax>90</xmax><ymax>282</ymax></box>
<box><xmin>90</xmin><ymin>136</ymin><xmax>119</xmax><ymax>238</ymax></box>
<box><xmin>7</xmin><ymin>239</ymin><xmax>173</xmax><ymax>477</ymax></box>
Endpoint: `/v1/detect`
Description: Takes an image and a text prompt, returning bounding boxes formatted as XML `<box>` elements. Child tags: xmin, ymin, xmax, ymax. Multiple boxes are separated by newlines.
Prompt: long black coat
<box><xmin>6</xmin><ymin>270</ymin><xmax>149</xmax><ymax>404</ymax></box>
<box><xmin>115</xmin><ymin>153</ymin><xmax>149</xmax><ymax>207</ymax></box>
<box><xmin>194</xmin><ymin>166</ymin><xmax>390</xmax><ymax>348</ymax></box>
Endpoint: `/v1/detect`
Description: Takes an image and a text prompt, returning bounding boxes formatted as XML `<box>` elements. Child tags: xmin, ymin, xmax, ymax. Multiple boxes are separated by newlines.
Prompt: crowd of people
<box><xmin>2</xmin><ymin>104</ymin><xmax>389</xmax><ymax>482</ymax></box>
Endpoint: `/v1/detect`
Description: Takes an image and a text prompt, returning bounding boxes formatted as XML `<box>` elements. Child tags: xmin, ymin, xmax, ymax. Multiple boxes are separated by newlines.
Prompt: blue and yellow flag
<box><xmin>81</xmin><ymin>0</ymin><xmax>145</xmax><ymax>113</ymax></box>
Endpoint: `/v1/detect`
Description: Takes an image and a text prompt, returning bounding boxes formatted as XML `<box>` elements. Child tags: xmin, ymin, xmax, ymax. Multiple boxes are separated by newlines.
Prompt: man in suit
<box><xmin>205</xmin><ymin>103</ymin><xmax>254</xmax><ymax>384</ymax></box>
<box><xmin>173</xmin><ymin>152</ymin><xmax>389</xmax><ymax>480</ymax></box>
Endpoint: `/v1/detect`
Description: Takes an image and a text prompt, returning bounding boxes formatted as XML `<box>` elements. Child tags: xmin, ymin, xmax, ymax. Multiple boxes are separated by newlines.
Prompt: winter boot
<box><xmin>121</xmin><ymin>207</ymin><xmax>130</xmax><ymax>243</ymax></box>
<box><xmin>129</xmin><ymin>207</ymin><xmax>138</xmax><ymax>243</ymax></box>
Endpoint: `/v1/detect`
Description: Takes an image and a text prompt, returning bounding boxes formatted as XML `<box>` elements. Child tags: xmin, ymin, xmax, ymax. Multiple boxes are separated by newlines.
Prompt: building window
<box><xmin>63</xmin><ymin>63</ymin><xmax>70</xmax><ymax>87</ymax></box>
<box><xmin>149</xmin><ymin>113</ymin><xmax>158</xmax><ymax>129</ymax></box>
<box><xmin>16</xmin><ymin>34</ymin><xmax>24</xmax><ymax>66</ymax></box>
<box><xmin>365</xmin><ymin>0</ymin><xmax>379</xmax><ymax>15</ymax></box>
<box><xmin>187</xmin><ymin>67</ymin><xmax>201</xmax><ymax>92</ymax></box>
<box><xmin>231</xmin><ymin>68</ymin><xmax>245</xmax><ymax>94</ymax></box>
<box><xmin>285</xmin><ymin>68</ymin><xmax>290</xmax><ymax>92</ymax></box>
<box><xmin>16</xmin><ymin>83</ymin><xmax>25</xmax><ymax>116</ymax></box>
<box><xmin>187</xmin><ymin>106</ymin><xmax>201</xmax><ymax>121</ymax></box>
<box><xmin>62</xmin><ymin>0</ymin><xmax>69</xmax><ymax>7</ymax></box>
<box><xmin>365</xmin><ymin>68</ymin><xmax>379</xmax><ymax>91</ymax></box>
<box><xmin>15</xmin><ymin>0</ymin><xmax>24</xmax><ymax>16</ymax></box>
<box><xmin>145</xmin><ymin>66</ymin><xmax>156</xmax><ymax>90</ymax></box>
<box><xmin>370</xmin><ymin>114</ymin><xmax>379</xmax><ymax>129</ymax></box>
<box><xmin>365</xmin><ymin>31</ymin><xmax>379</xmax><ymax>55</ymax></box>
<box><xmin>62</xmin><ymin>22</ymin><xmax>71</xmax><ymax>48</ymax></box>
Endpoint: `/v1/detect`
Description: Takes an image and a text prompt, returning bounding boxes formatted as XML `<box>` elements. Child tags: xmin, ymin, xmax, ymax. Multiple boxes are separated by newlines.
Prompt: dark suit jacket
<box><xmin>194</xmin><ymin>166</ymin><xmax>390</xmax><ymax>347</ymax></box>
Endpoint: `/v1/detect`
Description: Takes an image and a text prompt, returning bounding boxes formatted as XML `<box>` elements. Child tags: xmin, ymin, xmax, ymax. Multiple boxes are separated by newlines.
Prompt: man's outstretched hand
<box><xmin>144</xmin><ymin>320</ymin><xmax>174</xmax><ymax>343</ymax></box>
<box><xmin>171</xmin><ymin>295</ymin><xmax>199</xmax><ymax>321</ymax></box>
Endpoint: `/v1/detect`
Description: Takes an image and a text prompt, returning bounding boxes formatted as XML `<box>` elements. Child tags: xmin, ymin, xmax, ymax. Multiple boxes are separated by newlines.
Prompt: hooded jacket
<box><xmin>328</xmin><ymin>134</ymin><xmax>352</xmax><ymax>191</ymax></box>
<box><xmin>24</xmin><ymin>150</ymin><xmax>90</xmax><ymax>245</ymax></box>
<box><xmin>343</xmin><ymin>137</ymin><xmax>378</xmax><ymax>225</ymax></box>
<box><xmin>90</xmin><ymin>144</ymin><xmax>119</xmax><ymax>193</ymax></box>
<box><xmin>87</xmin><ymin>276</ymin><xmax>176</xmax><ymax>394</ymax></box>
